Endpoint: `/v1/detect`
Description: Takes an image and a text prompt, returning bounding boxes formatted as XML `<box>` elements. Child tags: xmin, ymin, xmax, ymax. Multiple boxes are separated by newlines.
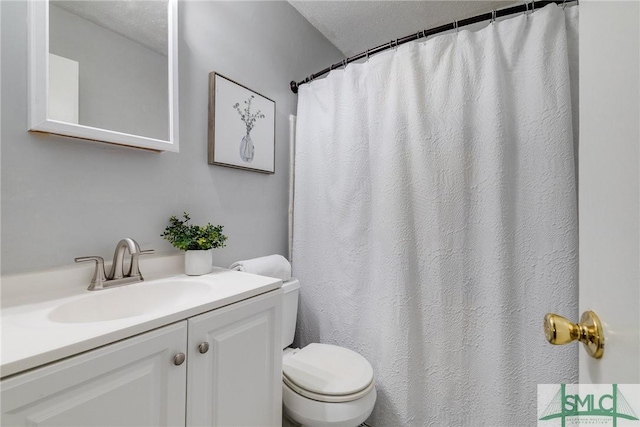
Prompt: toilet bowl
<box><xmin>281</xmin><ymin>280</ymin><xmax>376</xmax><ymax>427</ymax></box>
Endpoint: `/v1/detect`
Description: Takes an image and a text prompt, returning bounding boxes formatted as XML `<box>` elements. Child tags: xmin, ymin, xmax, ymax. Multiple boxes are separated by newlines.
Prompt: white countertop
<box><xmin>1</xmin><ymin>267</ymin><xmax>282</xmax><ymax>378</ymax></box>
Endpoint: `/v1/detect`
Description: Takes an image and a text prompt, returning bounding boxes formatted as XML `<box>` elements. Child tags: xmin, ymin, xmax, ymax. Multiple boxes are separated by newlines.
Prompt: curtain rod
<box><xmin>290</xmin><ymin>0</ymin><xmax>576</xmax><ymax>94</ymax></box>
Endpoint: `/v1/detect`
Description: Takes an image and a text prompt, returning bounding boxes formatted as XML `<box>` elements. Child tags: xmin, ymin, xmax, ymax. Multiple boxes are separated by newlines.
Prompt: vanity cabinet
<box><xmin>1</xmin><ymin>321</ymin><xmax>188</xmax><ymax>426</ymax></box>
<box><xmin>187</xmin><ymin>290</ymin><xmax>282</xmax><ymax>426</ymax></box>
<box><xmin>1</xmin><ymin>290</ymin><xmax>282</xmax><ymax>427</ymax></box>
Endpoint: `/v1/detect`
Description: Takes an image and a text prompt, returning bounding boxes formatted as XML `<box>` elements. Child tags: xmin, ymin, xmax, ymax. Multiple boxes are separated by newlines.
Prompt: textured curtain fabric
<box><xmin>292</xmin><ymin>5</ymin><xmax>579</xmax><ymax>426</ymax></box>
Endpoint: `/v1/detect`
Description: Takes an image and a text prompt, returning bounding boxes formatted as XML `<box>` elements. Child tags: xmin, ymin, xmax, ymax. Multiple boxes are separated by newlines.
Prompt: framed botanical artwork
<box><xmin>208</xmin><ymin>73</ymin><xmax>276</xmax><ymax>174</ymax></box>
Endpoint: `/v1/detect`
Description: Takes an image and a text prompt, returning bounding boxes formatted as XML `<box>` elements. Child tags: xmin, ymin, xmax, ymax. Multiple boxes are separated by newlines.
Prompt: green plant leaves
<box><xmin>161</xmin><ymin>212</ymin><xmax>228</xmax><ymax>251</ymax></box>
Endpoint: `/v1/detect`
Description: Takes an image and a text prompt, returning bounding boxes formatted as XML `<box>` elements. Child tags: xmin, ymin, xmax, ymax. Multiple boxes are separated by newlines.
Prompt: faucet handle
<box><xmin>129</xmin><ymin>249</ymin><xmax>155</xmax><ymax>279</ymax></box>
<box><xmin>75</xmin><ymin>256</ymin><xmax>107</xmax><ymax>291</ymax></box>
<box><xmin>75</xmin><ymin>255</ymin><xmax>104</xmax><ymax>264</ymax></box>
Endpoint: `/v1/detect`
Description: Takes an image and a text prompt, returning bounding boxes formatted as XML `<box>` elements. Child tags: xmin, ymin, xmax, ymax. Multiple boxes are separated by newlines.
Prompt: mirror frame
<box><xmin>28</xmin><ymin>0</ymin><xmax>179</xmax><ymax>152</ymax></box>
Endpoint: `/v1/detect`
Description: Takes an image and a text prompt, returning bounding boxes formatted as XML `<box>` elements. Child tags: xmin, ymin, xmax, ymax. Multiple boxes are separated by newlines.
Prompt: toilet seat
<box><xmin>283</xmin><ymin>381</ymin><xmax>377</xmax><ymax>427</ymax></box>
<box><xmin>283</xmin><ymin>375</ymin><xmax>375</xmax><ymax>403</ymax></box>
<box><xmin>283</xmin><ymin>343</ymin><xmax>375</xmax><ymax>403</ymax></box>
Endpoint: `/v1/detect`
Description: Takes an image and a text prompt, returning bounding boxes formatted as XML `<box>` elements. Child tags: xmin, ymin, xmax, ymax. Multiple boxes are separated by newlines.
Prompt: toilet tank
<box><xmin>281</xmin><ymin>278</ymin><xmax>300</xmax><ymax>349</ymax></box>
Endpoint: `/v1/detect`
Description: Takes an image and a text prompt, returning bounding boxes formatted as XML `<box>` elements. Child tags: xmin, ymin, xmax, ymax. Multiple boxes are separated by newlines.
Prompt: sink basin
<box><xmin>48</xmin><ymin>280</ymin><xmax>211</xmax><ymax>323</ymax></box>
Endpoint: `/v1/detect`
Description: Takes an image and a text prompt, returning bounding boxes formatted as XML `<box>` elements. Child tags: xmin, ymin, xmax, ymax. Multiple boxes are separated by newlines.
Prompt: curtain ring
<box><xmin>491</xmin><ymin>10</ymin><xmax>497</xmax><ymax>24</ymax></box>
<box><xmin>524</xmin><ymin>1</ymin><xmax>529</xmax><ymax>16</ymax></box>
<box><xmin>395</xmin><ymin>38</ymin><xmax>399</xmax><ymax>50</ymax></box>
<box><xmin>342</xmin><ymin>59</ymin><xmax>347</xmax><ymax>69</ymax></box>
<box><xmin>531</xmin><ymin>0</ymin><xmax>535</xmax><ymax>13</ymax></box>
<box><xmin>365</xmin><ymin>48</ymin><xmax>369</xmax><ymax>61</ymax></box>
<box><xmin>453</xmin><ymin>20</ymin><xmax>458</xmax><ymax>33</ymax></box>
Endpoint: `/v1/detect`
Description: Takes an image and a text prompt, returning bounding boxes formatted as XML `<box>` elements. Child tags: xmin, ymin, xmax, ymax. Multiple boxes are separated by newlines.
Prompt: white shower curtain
<box><xmin>293</xmin><ymin>4</ymin><xmax>578</xmax><ymax>427</ymax></box>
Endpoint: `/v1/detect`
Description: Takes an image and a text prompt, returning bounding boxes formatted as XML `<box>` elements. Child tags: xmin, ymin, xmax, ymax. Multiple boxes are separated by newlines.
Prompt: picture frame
<box><xmin>208</xmin><ymin>73</ymin><xmax>276</xmax><ymax>174</ymax></box>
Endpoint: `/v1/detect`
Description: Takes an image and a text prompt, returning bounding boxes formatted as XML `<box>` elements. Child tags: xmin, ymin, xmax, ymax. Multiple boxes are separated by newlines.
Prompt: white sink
<box><xmin>2</xmin><ymin>266</ymin><xmax>283</xmax><ymax>378</ymax></box>
<box><xmin>48</xmin><ymin>280</ymin><xmax>211</xmax><ymax>323</ymax></box>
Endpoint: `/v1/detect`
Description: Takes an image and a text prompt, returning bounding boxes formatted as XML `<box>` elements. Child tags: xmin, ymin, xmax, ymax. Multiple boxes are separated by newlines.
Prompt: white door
<box><xmin>578</xmin><ymin>0</ymin><xmax>639</xmax><ymax>383</ymax></box>
<box><xmin>186</xmin><ymin>290</ymin><xmax>282</xmax><ymax>427</ymax></box>
<box><xmin>1</xmin><ymin>321</ymin><xmax>188</xmax><ymax>427</ymax></box>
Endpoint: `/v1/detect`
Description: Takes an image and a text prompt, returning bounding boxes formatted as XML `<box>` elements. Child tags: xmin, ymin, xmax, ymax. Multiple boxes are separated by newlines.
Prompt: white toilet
<box><xmin>281</xmin><ymin>279</ymin><xmax>376</xmax><ymax>427</ymax></box>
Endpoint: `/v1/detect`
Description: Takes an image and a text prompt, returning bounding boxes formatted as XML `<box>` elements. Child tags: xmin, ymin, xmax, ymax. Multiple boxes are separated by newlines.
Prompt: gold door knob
<box><xmin>543</xmin><ymin>310</ymin><xmax>604</xmax><ymax>359</ymax></box>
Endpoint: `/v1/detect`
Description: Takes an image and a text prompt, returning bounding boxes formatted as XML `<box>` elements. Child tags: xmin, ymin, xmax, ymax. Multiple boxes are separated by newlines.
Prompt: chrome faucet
<box><xmin>75</xmin><ymin>238</ymin><xmax>154</xmax><ymax>291</ymax></box>
<box><xmin>109</xmin><ymin>238</ymin><xmax>140</xmax><ymax>280</ymax></box>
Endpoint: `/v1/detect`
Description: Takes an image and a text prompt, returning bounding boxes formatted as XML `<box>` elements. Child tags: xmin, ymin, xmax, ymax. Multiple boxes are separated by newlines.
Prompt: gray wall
<box><xmin>49</xmin><ymin>5</ymin><xmax>169</xmax><ymax>140</ymax></box>
<box><xmin>1</xmin><ymin>1</ymin><xmax>343</xmax><ymax>275</ymax></box>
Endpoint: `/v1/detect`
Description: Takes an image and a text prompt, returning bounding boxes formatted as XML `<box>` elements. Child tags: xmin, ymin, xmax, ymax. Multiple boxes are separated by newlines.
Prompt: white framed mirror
<box><xmin>28</xmin><ymin>0</ymin><xmax>179</xmax><ymax>152</ymax></box>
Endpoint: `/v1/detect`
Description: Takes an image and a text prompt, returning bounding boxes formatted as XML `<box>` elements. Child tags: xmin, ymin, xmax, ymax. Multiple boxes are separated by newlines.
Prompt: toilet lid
<box><xmin>283</xmin><ymin>343</ymin><xmax>374</xmax><ymax>397</ymax></box>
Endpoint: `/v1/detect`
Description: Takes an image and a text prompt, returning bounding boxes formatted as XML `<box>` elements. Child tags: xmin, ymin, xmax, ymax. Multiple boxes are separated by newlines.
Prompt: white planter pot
<box><xmin>184</xmin><ymin>249</ymin><xmax>212</xmax><ymax>276</ymax></box>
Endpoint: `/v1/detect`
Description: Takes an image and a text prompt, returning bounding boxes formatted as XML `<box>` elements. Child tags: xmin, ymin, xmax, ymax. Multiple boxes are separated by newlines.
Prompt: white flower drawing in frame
<box><xmin>233</xmin><ymin>95</ymin><xmax>265</xmax><ymax>163</ymax></box>
<box><xmin>208</xmin><ymin>72</ymin><xmax>275</xmax><ymax>174</ymax></box>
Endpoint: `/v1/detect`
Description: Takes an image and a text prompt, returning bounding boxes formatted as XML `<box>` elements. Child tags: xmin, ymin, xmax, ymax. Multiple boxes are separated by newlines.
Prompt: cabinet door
<box><xmin>1</xmin><ymin>321</ymin><xmax>188</xmax><ymax>427</ymax></box>
<box><xmin>186</xmin><ymin>290</ymin><xmax>282</xmax><ymax>427</ymax></box>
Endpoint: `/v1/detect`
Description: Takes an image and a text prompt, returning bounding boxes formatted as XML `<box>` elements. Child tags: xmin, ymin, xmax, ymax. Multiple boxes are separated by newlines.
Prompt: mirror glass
<box><xmin>48</xmin><ymin>0</ymin><xmax>169</xmax><ymax>141</ymax></box>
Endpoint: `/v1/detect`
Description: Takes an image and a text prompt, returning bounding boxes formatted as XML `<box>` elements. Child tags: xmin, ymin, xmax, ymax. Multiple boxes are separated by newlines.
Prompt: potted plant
<box><xmin>161</xmin><ymin>212</ymin><xmax>228</xmax><ymax>276</ymax></box>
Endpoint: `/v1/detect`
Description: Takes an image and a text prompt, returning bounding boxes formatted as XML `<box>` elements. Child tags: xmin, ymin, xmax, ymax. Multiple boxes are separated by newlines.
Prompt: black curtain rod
<box><xmin>290</xmin><ymin>0</ymin><xmax>576</xmax><ymax>94</ymax></box>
